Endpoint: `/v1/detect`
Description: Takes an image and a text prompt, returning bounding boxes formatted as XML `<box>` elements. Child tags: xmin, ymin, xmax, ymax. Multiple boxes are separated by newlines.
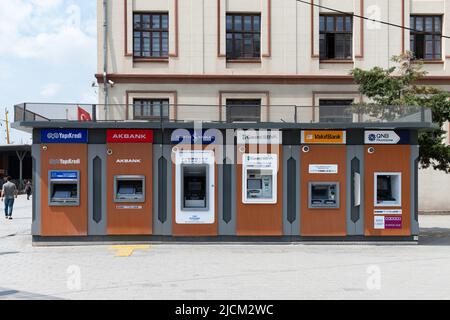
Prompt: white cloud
<box><xmin>31</xmin><ymin>0</ymin><xmax>62</xmax><ymax>10</ymax></box>
<box><xmin>40</xmin><ymin>83</ymin><xmax>62</xmax><ymax>97</ymax></box>
<box><xmin>0</xmin><ymin>0</ymin><xmax>96</xmax><ymax>63</ymax></box>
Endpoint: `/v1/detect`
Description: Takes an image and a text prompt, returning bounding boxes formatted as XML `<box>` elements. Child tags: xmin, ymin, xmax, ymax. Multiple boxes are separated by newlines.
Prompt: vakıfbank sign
<box><xmin>301</xmin><ymin>130</ymin><xmax>346</xmax><ymax>144</ymax></box>
<box><xmin>41</xmin><ymin>129</ymin><xmax>88</xmax><ymax>144</ymax></box>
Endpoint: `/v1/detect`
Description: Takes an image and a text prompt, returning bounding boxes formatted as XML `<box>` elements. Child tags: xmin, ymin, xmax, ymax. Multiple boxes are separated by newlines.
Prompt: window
<box><xmin>319</xmin><ymin>15</ymin><xmax>353</xmax><ymax>60</ymax></box>
<box><xmin>375</xmin><ymin>173</ymin><xmax>402</xmax><ymax>207</ymax></box>
<box><xmin>319</xmin><ymin>100</ymin><xmax>353</xmax><ymax>123</ymax></box>
<box><xmin>410</xmin><ymin>15</ymin><xmax>442</xmax><ymax>60</ymax></box>
<box><xmin>133</xmin><ymin>12</ymin><xmax>169</xmax><ymax>58</ymax></box>
<box><xmin>226</xmin><ymin>14</ymin><xmax>261</xmax><ymax>60</ymax></box>
<box><xmin>226</xmin><ymin>99</ymin><xmax>261</xmax><ymax>123</ymax></box>
<box><xmin>133</xmin><ymin>99</ymin><xmax>169</xmax><ymax>121</ymax></box>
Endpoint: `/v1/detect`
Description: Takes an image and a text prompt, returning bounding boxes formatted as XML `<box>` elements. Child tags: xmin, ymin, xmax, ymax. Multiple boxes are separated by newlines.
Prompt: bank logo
<box><xmin>116</xmin><ymin>159</ymin><xmax>142</xmax><ymax>164</ymax></box>
<box><xmin>368</xmin><ymin>134</ymin><xmax>377</xmax><ymax>142</ymax></box>
<box><xmin>49</xmin><ymin>159</ymin><xmax>81</xmax><ymax>165</ymax></box>
<box><xmin>365</xmin><ymin>131</ymin><xmax>401</xmax><ymax>144</ymax></box>
<box><xmin>41</xmin><ymin>129</ymin><xmax>88</xmax><ymax>144</ymax></box>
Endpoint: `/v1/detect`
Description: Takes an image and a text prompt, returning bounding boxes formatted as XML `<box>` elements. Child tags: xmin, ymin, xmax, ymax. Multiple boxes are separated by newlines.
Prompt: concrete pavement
<box><xmin>1</xmin><ymin>195</ymin><xmax>450</xmax><ymax>300</ymax></box>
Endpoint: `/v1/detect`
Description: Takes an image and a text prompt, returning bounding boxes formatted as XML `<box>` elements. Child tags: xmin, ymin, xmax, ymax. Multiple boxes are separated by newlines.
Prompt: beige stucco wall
<box><xmin>98</xmin><ymin>0</ymin><xmax>450</xmax><ymax>76</ymax></box>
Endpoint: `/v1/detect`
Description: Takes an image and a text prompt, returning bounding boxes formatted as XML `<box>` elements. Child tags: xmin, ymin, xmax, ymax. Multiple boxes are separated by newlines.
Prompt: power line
<box><xmin>297</xmin><ymin>0</ymin><xmax>450</xmax><ymax>40</ymax></box>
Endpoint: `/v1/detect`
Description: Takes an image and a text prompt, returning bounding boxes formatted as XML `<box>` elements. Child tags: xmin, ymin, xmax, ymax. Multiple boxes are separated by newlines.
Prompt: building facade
<box><xmin>96</xmin><ymin>0</ymin><xmax>450</xmax><ymax>212</ymax></box>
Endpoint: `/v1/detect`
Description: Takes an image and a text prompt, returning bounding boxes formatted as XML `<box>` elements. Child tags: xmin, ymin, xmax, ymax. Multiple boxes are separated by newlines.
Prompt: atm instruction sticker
<box><xmin>374</xmin><ymin>216</ymin><xmax>402</xmax><ymax>230</ymax></box>
<box><xmin>309</xmin><ymin>164</ymin><xmax>338</xmax><ymax>174</ymax></box>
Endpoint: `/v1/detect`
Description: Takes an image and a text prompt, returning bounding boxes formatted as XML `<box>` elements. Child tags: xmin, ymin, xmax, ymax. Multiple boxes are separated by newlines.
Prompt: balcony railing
<box><xmin>13</xmin><ymin>103</ymin><xmax>433</xmax><ymax>125</ymax></box>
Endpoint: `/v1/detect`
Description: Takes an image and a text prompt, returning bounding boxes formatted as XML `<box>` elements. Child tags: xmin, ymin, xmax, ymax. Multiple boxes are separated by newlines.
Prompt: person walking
<box><xmin>25</xmin><ymin>180</ymin><xmax>32</xmax><ymax>200</ymax></box>
<box><xmin>1</xmin><ymin>177</ymin><xmax>18</xmax><ymax>220</ymax></box>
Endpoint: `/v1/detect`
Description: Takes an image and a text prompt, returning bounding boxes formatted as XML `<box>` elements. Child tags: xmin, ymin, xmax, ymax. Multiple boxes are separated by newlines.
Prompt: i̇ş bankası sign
<box><xmin>107</xmin><ymin>129</ymin><xmax>154</xmax><ymax>143</ymax></box>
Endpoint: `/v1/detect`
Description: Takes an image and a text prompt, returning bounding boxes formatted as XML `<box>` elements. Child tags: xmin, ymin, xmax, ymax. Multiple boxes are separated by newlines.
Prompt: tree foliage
<box><xmin>351</xmin><ymin>52</ymin><xmax>450</xmax><ymax>173</ymax></box>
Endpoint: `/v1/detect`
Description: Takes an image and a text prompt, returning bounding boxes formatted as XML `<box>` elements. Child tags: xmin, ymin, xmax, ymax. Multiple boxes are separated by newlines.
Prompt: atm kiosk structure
<box><xmin>26</xmin><ymin>121</ymin><xmax>428</xmax><ymax>243</ymax></box>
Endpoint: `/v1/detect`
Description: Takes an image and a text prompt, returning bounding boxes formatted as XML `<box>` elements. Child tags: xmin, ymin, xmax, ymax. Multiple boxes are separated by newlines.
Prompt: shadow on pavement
<box><xmin>419</xmin><ymin>227</ymin><xmax>450</xmax><ymax>246</ymax></box>
<box><xmin>0</xmin><ymin>287</ymin><xmax>62</xmax><ymax>300</ymax></box>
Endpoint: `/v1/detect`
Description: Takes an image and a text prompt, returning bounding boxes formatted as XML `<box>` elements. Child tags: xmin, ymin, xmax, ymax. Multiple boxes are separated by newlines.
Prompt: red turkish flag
<box><xmin>77</xmin><ymin>106</ymin><xmax>92</xmax><ymax>121</ymax></box>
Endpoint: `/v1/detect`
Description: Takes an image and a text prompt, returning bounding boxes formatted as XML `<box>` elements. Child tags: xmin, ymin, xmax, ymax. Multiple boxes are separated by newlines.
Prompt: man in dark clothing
<box><xmin>1</xmin><ymin>177</ymin><xmax>18</xmax><ymax>220</ymax></box>
<box><xmin>25</xmin><ymin>180</ymin><xmax>32</xmax><ymax>200</ymax></box>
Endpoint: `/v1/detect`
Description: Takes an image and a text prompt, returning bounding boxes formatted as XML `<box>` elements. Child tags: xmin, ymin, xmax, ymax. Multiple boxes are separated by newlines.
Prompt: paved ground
<box><xmin>1</xmin><ymin>195</ymin><xmax>450</xmax><ymax>300</ymax></box>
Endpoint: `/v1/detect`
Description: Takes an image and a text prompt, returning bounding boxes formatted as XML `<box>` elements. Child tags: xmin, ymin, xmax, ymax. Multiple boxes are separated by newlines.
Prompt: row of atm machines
<box><xmin>32</xmin><ymin>128</ymin><xmax>419</xmax><ymax>240</ymax></box>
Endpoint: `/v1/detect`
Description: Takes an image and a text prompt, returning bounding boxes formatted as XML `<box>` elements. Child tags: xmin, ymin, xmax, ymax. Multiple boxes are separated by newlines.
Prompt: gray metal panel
<box><xmin>283</xmin><ymin>146</ymin><xmax>300</xmax><ymax>236</ymax></box>
<box><xmin>410</xmin><ymin>145</ymin><xmax>420</xmax><ymax>236</ymax></box>
<box><xmin>88</xmin><ymin>145</ymin><xmax>107</xmax><ymax>235</ymax></box>
<box><xmin>219</xmin><ymin>146</ymin><xmax>236</xmax><ymax>235</ymax></box>
<box><xmin>346</xmin><ymin>145</ymin><xmax>365</xmax><ymax>235</ymax></box>
<box><xmin>31</xmin><ymin>144</ymin><xmax>41</xmax><ymax>235</ymax></box>
<box><xmin>153</xmin><ymin>144</ymin><xmax>173</xmax><ymax>235</ymax></box>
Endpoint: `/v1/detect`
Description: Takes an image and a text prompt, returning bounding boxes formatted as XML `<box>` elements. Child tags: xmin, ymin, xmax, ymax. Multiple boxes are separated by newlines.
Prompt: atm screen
<box><xmin>117</xmin><ymin>181</ymin><xmax>143</xmax><ymax>195</ymax></box>
<box><xmin>311</xmin><ymin>185</ymin><xmax>329</xmax><ymax>200</ymax></box>
<box><xmin>114</xmin><ymin>177</ymin><xmax>145</xmax><ymax>202</ymax></box>
<box><xmin>52</xmin><ymin>184</ymin><xmax>78</xmax><ymax>199</ymax></box>
<box><xmin>247</xmin><ymin>179</ymin><xmax>262</xmax><ymax>190</ymax></box>
<box><xmin>188</xmin><ymin>181</ymin><xmax>203</xmax><ymax>192</ymax></box>
<box><xmin>377</xmin><ymin>175</ymin><xmax>394</xmax><ymax>201</ymax></box>
<box><xmin>182</xmin><ymin>165</ymin><xmax>208</xmax><ymax>210</ymax></box>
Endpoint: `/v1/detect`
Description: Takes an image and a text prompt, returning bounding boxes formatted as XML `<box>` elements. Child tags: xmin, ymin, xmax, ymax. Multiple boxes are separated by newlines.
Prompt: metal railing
<box><xmin>14</xmin><ymin>103</ymin><xmax>433</xmax><ymax>125</ymax></box>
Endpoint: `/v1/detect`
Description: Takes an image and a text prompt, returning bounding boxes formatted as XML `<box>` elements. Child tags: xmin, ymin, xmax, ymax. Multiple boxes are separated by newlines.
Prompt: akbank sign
<box><xmin>41</xmin><ymin>129</ymin><xmax>88</xmax><ymax>144</ymax></box>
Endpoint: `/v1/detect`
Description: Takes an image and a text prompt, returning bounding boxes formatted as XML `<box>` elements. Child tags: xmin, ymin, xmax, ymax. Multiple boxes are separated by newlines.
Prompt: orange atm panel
<box><xmin>300</xmin><ymin>145</ymin><xmax>347</xmax><ymax>236</ymax></box>
<box><xmin>364</xmin><ymin>145</ymin><xmax>411</xmax><ymax>236</ymax></box>
<box><xmin>236</xmin><ymin>144</ymin><xmax>283</xmax><ymax>236</ymax></box>
<box><xmin>106</xmin><ymin>130</ymin><xmax>153</xmax><ymax>235</ymax></box>
<box><xmin>40</xmin><ymin>143</ymin><xmax>88</xmax><ymax>236</ymax></box>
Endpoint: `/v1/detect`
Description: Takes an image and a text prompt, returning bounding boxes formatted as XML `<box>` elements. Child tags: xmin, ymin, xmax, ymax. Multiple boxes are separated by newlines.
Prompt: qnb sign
<box><xmin>41</xmin><ymin>129</ymin><xmax>88</xmax><ymax>144</ymax></box>
<box><xmin>107</xmin><ymin>129</ymin><xmax>154</xmax><ymax>143</ymax></box>
<box><xmin>365</xmin><ymin>131</ymin><xmax>401</xmax><ymax>144</ymax></box>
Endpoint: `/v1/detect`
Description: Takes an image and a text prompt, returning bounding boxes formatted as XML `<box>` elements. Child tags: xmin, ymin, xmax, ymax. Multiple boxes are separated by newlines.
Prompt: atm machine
<box><xmin>242</xmin><ymin>154</ymin><xmax>277</xmax><ymax>204</ymax></box>
<box><xmin>175</xmin><ymin>150</ymin><xmax>215</xmax><ymax>226</ymax></box>
<box><xmin>309</xmin><ymin>182</ymin><xmax>339</xmax><ymax>208</ymax></box>
<box><xmin>114</xmin><ymin>175</ymin><xmax>145</xmax><ymax>202</ymax></box>
<box><xmin>49</xmin><ymin>171</ymin><xmax>80</xmax><ymax>206</ymax></box>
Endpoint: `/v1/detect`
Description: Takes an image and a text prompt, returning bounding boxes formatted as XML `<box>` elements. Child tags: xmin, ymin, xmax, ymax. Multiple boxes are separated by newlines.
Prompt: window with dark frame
<box><xmin>226</xmin><ymin>14</ymin><xmax>261</xmax><ymax>60</ymax></box>
<box><xmin>319</xmin><ymin>14</ymin><xmax>353</xmax><ymax>60</ymax></box>
<box><xmin>226</xmin><ymin>99</ymin><xmax>261</xmax><ymax>123</ymax></box>
<box><xmin>319</xmin><ymin>99</ymin><xmax>353</xmax><ymax>123</ymax></box>
<box><xmin>133</xmin><ymin>12</ymin><xmax>169</xmax><ymax>58</ymax></box>
<box><xmin>133</xmin><ymin>99</ymin><xmax>169</xmax><ymax>121</ymax></box>
<box><xmin>410</xmin><ymin>15</ymin><xmax>442</xmax><ymax>60</ymax></box>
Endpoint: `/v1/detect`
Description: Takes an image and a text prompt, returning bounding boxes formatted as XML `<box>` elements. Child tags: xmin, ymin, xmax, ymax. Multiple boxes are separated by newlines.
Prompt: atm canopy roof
<box><xmin>12</xmin><ymin>103</ymin><xmax>437</xmax><ymax>132</ymax></box>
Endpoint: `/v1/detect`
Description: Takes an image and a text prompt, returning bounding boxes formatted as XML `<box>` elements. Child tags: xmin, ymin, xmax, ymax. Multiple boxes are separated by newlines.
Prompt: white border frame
<box><xmin>242</xmin><ymin>153</ymin><xmax>278</xmax><ymax>204</ymax></box>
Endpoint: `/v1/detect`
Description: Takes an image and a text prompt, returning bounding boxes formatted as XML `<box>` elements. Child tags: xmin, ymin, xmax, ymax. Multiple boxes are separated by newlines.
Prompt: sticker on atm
<box><xmin>301</xmin><ymin>130</ymin><xmax>346</xmax><ymax>144</ymax></box>
<box><xmin>107</xmin><ymin>129</ymin><xmax>153</xmax><ymax>143</ymax></box>
<box><xmin>374</xmin><ymin>216</ymin><xmax>402</xmax><ymax>229</ymax></box>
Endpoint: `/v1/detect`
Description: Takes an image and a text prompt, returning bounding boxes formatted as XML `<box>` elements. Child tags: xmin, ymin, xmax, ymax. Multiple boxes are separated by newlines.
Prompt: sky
<box><xmin>0</xmin><ymin>0</ymin><xmax>98</xmax><ymax>145</ymax></box>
